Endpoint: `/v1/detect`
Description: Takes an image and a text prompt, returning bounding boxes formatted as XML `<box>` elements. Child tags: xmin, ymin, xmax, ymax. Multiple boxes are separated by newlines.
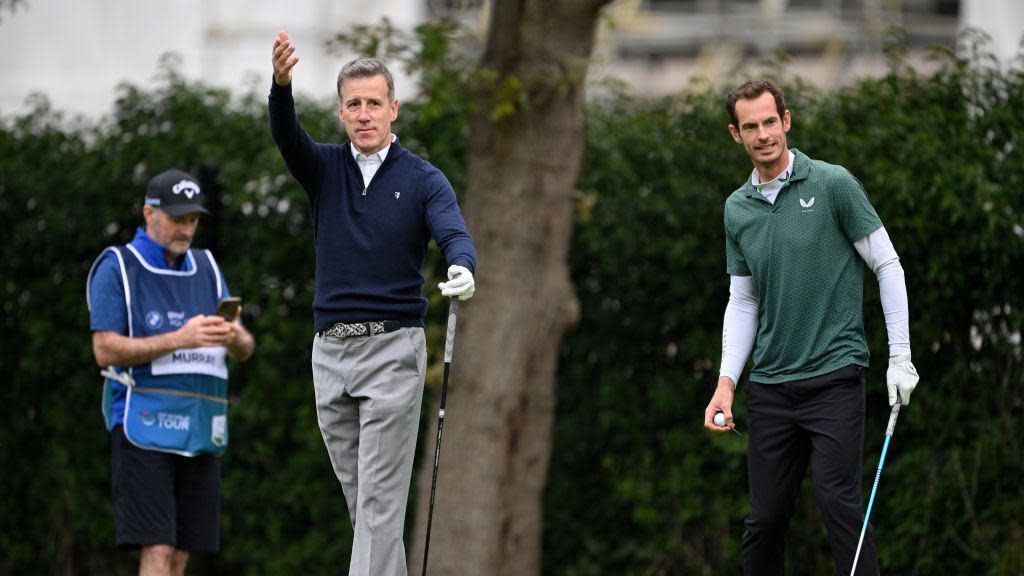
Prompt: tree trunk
<box><xmin>410</xmin><ymin>1</ymin><xmax>610</xmax><ymax>574</ymax></box>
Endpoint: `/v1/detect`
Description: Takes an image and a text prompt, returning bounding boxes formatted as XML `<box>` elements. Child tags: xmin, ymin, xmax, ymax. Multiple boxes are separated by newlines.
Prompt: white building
<box><xmin>0</xmin><ymin>0</ymin><xmax>1020</xmax><ymax>117</ymax></box>
<box><xmin>590</xmin><ymin>0</ymin><xmax>1022</xmax><ymax>94</ymax></box>
<box><xmin>0</xmin><ymin>0</ymin><xmax>426</xmax><ymax>117</ymax></box>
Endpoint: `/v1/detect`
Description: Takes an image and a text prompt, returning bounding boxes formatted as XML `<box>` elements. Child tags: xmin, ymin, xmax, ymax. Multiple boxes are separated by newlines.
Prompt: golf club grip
<box><xmin>444</xmin><ymin>298</ymin><xmax>459</xmax><ymax>363</ymax></box>
<box><xmin>885</xmin><ymin>399</ymin><xmax>902</xmax><ymax>436</ymax></box>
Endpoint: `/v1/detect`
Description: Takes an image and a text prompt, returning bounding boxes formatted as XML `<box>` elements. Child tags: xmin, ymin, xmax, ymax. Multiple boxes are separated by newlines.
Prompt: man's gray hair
<box><xmin>336</xmin><ymin>57</ymin><xmax>395</xmax><ymax>102</ymax></box>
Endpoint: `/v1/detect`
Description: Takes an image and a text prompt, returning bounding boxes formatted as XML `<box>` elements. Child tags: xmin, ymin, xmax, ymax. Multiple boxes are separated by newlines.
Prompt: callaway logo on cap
<box><xmin>144</xmin><ymin>169</ymin><xmax>210</xmax><ymax>216</ymax></box>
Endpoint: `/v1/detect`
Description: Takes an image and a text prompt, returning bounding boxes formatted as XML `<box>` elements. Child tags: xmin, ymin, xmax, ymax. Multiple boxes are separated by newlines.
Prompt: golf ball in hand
<box><xmin>713</xmin><ymin>412</ymin><xmax>727</xmax><ymax>427</ymax></box>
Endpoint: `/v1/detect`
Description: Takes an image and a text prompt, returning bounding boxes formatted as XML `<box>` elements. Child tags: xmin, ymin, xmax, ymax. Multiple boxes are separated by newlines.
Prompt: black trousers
<box><xmin>742</xmin><ymin>364</ymin><xmax>879</xmax><ymax>576</ymax></box>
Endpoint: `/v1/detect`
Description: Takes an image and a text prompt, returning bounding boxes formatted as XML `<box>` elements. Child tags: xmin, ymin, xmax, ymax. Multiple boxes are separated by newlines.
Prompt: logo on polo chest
<box><xmin>799</xmin><ymin>196</ymin><xmax>816</xmax><ymax>213</ymax></box>
<box><xmin>394</xmin><ymin>191</ymin><xmax>401</xmax><ymax>199</ymax></box>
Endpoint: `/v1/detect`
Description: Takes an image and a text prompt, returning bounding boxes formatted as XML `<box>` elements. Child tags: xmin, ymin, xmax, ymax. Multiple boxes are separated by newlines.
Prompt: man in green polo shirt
<box><xmin>702</xmin><ymin>80</ymin><xmax>920</xmax><ymax>576</ymax></box>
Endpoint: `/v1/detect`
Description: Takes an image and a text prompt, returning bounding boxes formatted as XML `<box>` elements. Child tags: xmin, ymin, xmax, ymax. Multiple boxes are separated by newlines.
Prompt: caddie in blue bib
<box><xmin>88</xmin><ymin>243</ymin><xmax>231</xmax><ymax>456</ymax></box>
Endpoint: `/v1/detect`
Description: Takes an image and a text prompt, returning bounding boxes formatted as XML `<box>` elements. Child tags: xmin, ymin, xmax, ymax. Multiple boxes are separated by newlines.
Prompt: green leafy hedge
<box><xmin>1</xmin><ymin>31</ymin><xmax>1020</xmax><ymax>576</ymax></box>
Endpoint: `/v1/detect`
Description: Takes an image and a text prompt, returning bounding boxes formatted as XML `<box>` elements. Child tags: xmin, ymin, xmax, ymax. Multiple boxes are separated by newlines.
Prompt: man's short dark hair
<box><xmin>336</xmin><ymin>57</ymin><xmax>395</xmax><ymax>102</ymax></box>
<box><xmin>726</xmin><ymin>80</ymin><xmax>787</xmax><ymax>127</ymax></box>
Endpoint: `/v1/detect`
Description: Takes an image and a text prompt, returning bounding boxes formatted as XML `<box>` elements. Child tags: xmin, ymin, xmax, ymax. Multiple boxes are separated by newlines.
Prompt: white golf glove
<box><xmin>887</xmin><ymin>353</ymin><xmax>919</xmax><ymax>406</ymax></box>
<box><xmin>438</xmin><ymin>264</ymin><xmax>475</xmax><ymax>300</ymax></box>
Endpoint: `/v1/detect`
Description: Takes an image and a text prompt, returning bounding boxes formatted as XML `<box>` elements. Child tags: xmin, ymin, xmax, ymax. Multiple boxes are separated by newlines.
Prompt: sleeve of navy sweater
<box><xmin>424</xmin><ymin>169</ymin><xmax>477</xmax><ymax>273</ymax></box>
<box><xmin>268</xmin><ymin>80</ymin><xmax>324</xmax><ymax>198</ymax></box>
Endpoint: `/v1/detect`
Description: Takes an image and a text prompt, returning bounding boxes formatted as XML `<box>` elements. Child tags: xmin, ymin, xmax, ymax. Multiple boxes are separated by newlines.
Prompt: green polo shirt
<box><xmin>724</xmin><ymin>149</ymin><xmax>883</xmax><ymax>383</ymax></box>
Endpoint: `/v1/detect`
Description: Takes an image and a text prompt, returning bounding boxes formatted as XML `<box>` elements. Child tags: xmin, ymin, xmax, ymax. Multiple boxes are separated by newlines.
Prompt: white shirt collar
<box><xmin>351</xmin><ymin>134</ymin><xmax>397</xmax><ymax>164</ymax></box>
<box><xmin>751</xmin><ymin>150</ymin><xmax>795</xmax><ymax>187</ymax></box>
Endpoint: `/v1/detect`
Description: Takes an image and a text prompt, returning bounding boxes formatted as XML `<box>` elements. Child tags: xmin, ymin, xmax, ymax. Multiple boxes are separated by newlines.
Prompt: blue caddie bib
<box><xmin>87</xmin><ymin>245</ymin><xmax>231</xmax><ymax>456</ymax></box>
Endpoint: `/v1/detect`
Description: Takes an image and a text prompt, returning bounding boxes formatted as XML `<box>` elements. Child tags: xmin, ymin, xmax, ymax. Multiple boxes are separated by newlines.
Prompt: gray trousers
<box><xmin>312</xmin><ymin>328</ymin><xmax>427</xmax><ymax>576</ymax></box>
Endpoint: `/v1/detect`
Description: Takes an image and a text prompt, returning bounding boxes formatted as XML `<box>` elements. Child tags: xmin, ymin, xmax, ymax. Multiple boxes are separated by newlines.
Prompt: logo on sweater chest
<box><xmin>394</xmin><ymin>191</ymin><xmax>401</xmax><ymax>199</ymax></box>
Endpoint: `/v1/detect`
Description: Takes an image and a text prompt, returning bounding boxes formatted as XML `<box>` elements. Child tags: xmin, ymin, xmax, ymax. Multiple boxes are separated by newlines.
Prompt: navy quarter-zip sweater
<box><xmin>269</xmin><ymin>81</ymin><xmax>477</xmax><ymax>332</ymax></box>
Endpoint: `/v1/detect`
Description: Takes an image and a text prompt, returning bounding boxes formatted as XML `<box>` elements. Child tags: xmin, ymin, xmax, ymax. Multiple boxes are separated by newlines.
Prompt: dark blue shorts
<box><xmin>110</xmin><ymin>425</ymin><xmax>220</xmax><ymax>552</ymax></box>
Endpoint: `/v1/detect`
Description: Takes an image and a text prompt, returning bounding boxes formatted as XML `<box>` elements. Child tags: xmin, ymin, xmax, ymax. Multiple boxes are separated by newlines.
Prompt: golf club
<box><xmin>421</xmin><ymin>296</ymin><xmax>458</xmax><ymax>576</ymax></box>
<box><xmin>849</xmin><ymin>396</ymin><xmax>902</xmax><ymax>576</ymax></box>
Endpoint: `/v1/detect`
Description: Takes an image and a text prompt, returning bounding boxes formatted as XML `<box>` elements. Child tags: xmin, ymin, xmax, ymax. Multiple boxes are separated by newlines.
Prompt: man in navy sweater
<box><xmin>269</xmin><ymin>30</ymin><xmax>477</xmax><ymax>576</ymax></box>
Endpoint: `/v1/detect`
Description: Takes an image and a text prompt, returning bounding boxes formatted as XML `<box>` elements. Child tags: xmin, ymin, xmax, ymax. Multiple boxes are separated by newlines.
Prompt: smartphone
<box><xmin>216</xmin><ymin>297</ymin><xmax>242</xmax><ymax>320</ymax></box>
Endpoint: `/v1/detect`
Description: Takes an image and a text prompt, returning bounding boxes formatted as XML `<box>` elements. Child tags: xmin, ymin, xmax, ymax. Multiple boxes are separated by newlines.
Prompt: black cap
<box><xmin>144</xmin><ymin>169</ymin><xmax>210</xmax><ymax>217</ymax></box>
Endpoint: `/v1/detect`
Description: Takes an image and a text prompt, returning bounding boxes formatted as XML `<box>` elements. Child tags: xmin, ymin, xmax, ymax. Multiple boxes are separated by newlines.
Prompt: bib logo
<box><xmin>140</xmin><ymin>411</ymin><xmax>156</xmax><ymax>426</ymax></box>
<box><xmin>167</xmin><ymin>311</ymin><xmax>185</xmax><ymax>328</ymax></box>
<box><xmin>172</xmin><ymin>179</ymin><xmax>201</xmax><ymax>199</ymax></box>
<box><xmin>157</xmin><ymin>412</ymin><xmax>191</xmax><ymax>431</ymax></box>
<box><xmin>145</xmin><ymin>311</ymin><xmax>164</xmax><ymax>329</ymax></box>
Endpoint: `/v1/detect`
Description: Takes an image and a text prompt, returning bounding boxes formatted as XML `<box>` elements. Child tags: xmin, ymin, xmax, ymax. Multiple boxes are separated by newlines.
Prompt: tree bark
<box><xmin>410</xmin><ymin>1</ymin><xmax>610</xmax><ymax>574</ymax></box>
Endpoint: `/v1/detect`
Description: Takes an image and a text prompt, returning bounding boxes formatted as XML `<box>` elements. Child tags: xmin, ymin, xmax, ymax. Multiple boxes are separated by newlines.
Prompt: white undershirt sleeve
<box><xmin>719</xmin><ymin>275</ymin><xmax>758</xmax><ymax>386</ymax></box>
<box><xmin>853</xmin><ymin>226</ymin><xmax>911</xmax><ymax>357</ymax></box>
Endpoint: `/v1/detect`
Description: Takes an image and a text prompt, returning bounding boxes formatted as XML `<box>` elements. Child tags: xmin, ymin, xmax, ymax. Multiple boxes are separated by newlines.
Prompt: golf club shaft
<box><xmin>849</xmin><ymin>399</ymin><xmax>902</xmax><ymax>576</ymax></box>
<box><xmin>422</xmin><ymin>298</ymin><xmax>458</xmax><ymax>576</ymax></box>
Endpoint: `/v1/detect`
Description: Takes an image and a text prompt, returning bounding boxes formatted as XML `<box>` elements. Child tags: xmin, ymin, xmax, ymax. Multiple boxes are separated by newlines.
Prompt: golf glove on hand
<box><xmin>438</xmin><ymin>265</ymin><xmax>475</xmax><ymax>300</ymax></box>
<box><xmin>887</xmin><ymin>353</ymin><xmax>919</xmax><ymax>406</ymax></box>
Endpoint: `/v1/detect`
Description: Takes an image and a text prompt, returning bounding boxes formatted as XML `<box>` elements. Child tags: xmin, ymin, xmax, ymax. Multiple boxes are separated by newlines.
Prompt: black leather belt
<box><xmin>320</xmin><ymin>320</ymin><xmax>401</xmax><ymax>340</ymax></box>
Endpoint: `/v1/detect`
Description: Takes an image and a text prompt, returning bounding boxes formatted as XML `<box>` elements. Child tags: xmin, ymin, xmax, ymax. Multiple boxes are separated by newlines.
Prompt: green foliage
<box><xmin>545</xmin><ymin>31</ymin><xmax>1024</xmax><ymax>576</ymax></box>
<box><xmin>1</xmin><ymin>27</ymin><xmax>1021</xmax><ymax>576</ymax></box>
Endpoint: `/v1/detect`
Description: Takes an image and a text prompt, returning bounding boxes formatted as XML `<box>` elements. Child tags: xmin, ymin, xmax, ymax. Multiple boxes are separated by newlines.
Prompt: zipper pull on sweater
<box><xmin>362</xmin><ymin>188</ymin><xmax>367</xmax><ymax>196</ymax></box>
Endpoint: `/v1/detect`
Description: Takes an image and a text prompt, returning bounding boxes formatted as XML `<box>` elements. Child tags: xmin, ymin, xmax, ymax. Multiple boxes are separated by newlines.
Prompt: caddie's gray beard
<box><xmin>167</xmin><ymin>239</ymin><xmax>191</xmax><ymax>257</ymax></box>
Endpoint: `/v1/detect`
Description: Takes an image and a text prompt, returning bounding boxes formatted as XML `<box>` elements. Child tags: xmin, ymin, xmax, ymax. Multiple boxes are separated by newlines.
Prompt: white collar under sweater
<box><xmin>351</xmin><ymin>134</ymin><xmax>397</xmax><ymax>189</ymax></box>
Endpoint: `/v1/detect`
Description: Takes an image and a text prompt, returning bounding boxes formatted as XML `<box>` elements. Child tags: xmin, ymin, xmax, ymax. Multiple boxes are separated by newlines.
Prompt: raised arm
<box><xmin>272</xmin><ymin>30</ymin><xmax>299</xmax><ymax>87</ymax></box>
<box><xmin>269</xmin><ymin>30</ymin><xmax>323</xmax><ymax>193</ymax></box>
